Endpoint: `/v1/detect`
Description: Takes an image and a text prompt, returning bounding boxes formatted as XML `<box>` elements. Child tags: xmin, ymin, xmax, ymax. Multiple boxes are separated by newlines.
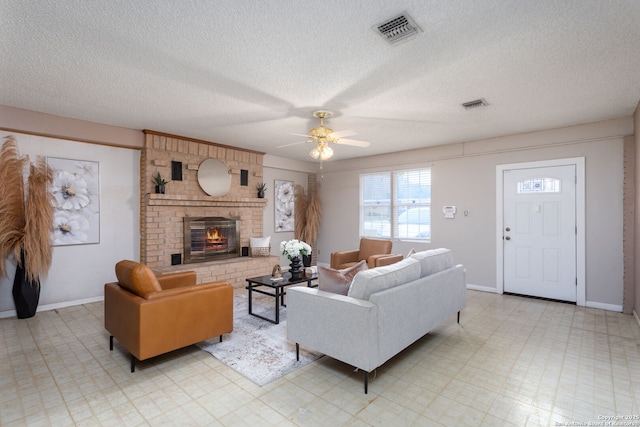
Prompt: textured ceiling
<box><xmin>1</xmin><ymin>0</ymin><xmax>639</xmax><ymax>162</ymax></box>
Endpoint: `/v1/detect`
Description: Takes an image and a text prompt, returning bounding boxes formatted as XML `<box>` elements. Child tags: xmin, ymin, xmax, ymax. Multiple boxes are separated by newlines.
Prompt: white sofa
<box><xmin>287</xmin><ymin>248</ymin><xmax>466</xmax><ymax>393</ymax></box>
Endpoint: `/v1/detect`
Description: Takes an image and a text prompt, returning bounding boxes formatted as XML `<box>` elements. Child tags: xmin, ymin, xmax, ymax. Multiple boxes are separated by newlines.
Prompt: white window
<box><xmin>360</xmin><ymin>168</ymin><xmax>431</xmax><ymax>240</ymax></box>
<box><xmin>517</xmin><ymin>177</ymin><xmax>561</xmax><ymax>193</ymax></box>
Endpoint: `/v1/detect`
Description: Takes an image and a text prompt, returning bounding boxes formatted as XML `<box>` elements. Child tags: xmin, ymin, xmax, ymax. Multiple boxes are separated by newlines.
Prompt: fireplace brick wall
<box><xmin>141</xmin><ymin>130</ymin><xmax>278</xmax><ymax>288</ymax></box>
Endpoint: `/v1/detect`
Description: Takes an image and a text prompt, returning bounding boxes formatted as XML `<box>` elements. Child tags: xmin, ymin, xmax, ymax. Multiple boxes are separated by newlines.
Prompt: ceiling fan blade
<box><xmin>337</xmin><ymin>138</ymin><xmax>370</xmax><ymax>147</ymax></box>
<box><xmin>277</xmin><ymin>140</ymin><xmax>308</xmax><ymax>148</ymax></box>
<box><xmin>289</xmin><ymin>132</ymin><xmax>313</xmax><ymax>138</ymax></box>
<box><xmin>330</xmin><ymin>129</ymin><xmax>357</xmax><ymax>138</ymax></box>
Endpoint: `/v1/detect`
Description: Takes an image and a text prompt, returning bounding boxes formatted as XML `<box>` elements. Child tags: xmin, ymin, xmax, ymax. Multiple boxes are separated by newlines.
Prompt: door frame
<box><xmin>496</xmin><ymin>157</ymin><xmax>585</xmax><ymax>306</ymax></box>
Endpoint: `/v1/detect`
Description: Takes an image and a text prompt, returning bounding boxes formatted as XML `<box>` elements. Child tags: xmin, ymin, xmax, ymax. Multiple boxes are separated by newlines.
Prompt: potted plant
<box><xmin>0</xmin><ymin>136</ymin><xmax>54</xmax><ymax>318</ymax></box>
<box><xmin>152</xmin><ymin>172</ymin><xmax>168</xmax><ymax>194</ymax></box>
<box><xmin>280</xmin><ymin>239</ymin><xmax>312</xmax><ymax>279</ymax></box>
<box><xmin>256</xmin><ymin>182</ymin><xmax>267</xmax><ymax>198</ymax></box>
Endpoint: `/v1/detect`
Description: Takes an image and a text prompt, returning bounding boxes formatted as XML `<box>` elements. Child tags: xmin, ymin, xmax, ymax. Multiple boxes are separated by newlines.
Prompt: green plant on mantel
<box><xmin>152</xmin><ymin>172</ymin><xmax>168</xmax><ymax>186</ymax></box>
<box><xmin>256</xmin><ymin>182</ymin><xmax>267</xmax><ymax>198</ymax></box>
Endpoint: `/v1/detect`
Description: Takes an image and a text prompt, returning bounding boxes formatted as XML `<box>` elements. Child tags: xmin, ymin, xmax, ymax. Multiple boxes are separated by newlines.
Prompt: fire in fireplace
<box><xmin>184</xmin><ymin>217</ymin><xmax>240</xmax><ymax>263</ymax></box>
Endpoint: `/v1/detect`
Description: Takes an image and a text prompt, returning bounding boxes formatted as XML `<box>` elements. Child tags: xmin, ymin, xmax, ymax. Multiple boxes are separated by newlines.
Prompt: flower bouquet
<box><xmin>280</xmin><ymin>239</ymin><xmax>312</xmax><ymax>260</ymax></box>
<box><xmin>280</xmin><ymin>239</ymin><xmax>311</xmax><ymax>279</ymax></box>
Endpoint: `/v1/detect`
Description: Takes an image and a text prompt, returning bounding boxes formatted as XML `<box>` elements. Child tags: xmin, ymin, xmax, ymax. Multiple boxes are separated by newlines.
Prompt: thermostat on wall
<box><xmin>443</xmin><ymin>206</ymin><xmax>456</xmax><ymax>219</ymax></box>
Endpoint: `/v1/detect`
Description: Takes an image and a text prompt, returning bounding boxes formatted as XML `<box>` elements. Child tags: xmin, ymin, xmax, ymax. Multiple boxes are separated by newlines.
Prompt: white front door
<box><xmin>503</xmin><ymin>165</ymin><xmax>576</xmax><ymax>302</ymax></box>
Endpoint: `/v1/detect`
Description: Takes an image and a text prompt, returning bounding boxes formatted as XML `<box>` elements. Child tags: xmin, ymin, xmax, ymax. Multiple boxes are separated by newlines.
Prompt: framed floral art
<box><xmin>47</xmin><ymin>157</ymin><xmax>100</xmax><ymax>246</ymax></box>
<box><xmin>274</xmin><ymin>180</ymin><xmax>294</xmax><ymax>232</ymax></box>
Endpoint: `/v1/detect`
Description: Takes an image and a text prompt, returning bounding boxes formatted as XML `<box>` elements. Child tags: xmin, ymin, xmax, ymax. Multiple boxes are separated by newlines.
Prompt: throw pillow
<box><xmin>249</xmin><ymin>236</ymin><xmax>270</xmax><ymax>248</ymax></box>
<box><xmin>318</xmin><ymin>260</ymin><xmax>367</xmax><ymax>295</ymax></box>
<box><xmin>249</xmin><ymin>236</ymin><xmax>271</xmax><ymax>257</ymax></box>
<box><xmin>407</xmin><ymin>248</ymin><xmax>416</xmax><ymax>257</ymax></box>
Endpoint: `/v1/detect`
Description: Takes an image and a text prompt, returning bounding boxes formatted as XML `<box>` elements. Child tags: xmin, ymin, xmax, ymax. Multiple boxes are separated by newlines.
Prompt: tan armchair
<box><xmin>104</xmin><ymin>260</ymin><xmax>233</xmax><ymax>372</ymax></box>
<box><xmin>330</xmin><ymin>238</ymin><xmax>403</xmax><ymax>270</ymax></box>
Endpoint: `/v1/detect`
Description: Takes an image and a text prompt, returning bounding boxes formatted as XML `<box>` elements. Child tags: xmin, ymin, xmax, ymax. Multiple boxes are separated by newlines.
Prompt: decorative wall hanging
<box><xmin>274</xmin><ymin>180</ymin><xmax>294</xmax><ymax>232</ymax></box>
<box><xmin>47</xmin><ymin>157</ymin><xmax>100</xmax><ymax>246</ymax></box>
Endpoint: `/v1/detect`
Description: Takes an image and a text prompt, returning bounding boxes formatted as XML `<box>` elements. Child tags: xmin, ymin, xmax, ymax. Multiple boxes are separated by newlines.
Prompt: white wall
<box><xmin>0</xmin><ymin>131</ymin><xmax>139</xmax><ymax>317</ymax></box>
<box><xmin>317</xmin><ymin>118</ymin><xmax>633</xmax><ymax>309</ymax></box>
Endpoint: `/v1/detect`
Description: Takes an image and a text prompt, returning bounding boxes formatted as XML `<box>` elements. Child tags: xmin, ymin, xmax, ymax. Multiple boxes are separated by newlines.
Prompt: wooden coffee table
<box><xmin>245</xmin><ymin>272</ymin><xmax>317</xmax><ymax>324</ymax></box>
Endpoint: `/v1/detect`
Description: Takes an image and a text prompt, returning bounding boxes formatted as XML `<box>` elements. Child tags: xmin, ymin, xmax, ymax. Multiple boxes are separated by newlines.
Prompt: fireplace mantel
<box><xmin>147</xmin><ymin>194</ymin><xmax>268</xmax><ymax>208</ymax></box>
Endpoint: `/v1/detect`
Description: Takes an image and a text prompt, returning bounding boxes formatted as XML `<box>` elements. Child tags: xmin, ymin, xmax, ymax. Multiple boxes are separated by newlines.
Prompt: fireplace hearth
<box><xmin>184</xmin><ymin>217</ymin><xmax>240</xmax><ymax>264</ymax></box>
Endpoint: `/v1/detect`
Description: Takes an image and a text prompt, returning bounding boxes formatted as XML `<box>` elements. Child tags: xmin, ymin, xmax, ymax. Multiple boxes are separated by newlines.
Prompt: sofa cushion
<box><xmin>115</xmin><ymin>260</ymin><xmax>162</xmax><ymax>299</ymax></box>
<box><xmin>410</xmin><ymin>248</ymin><xmax>454</xmax><ymax>277</ymax></box>
<box><xmin>318</xmin><ymin>260</ymin><xmax>367</xmax><ymax>295</ymax></box>
<box><xmin>348</xmin><ymin>257</ymin><xmax>421</xmax><ymax>301</ymax></box>
<box><xmin>358</xmin><ymin>238</ymin><xmax>392</xmax><ymax>262</ymax></box>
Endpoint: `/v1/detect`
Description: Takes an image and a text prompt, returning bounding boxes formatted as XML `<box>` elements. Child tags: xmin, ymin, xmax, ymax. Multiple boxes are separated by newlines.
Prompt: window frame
<box><xmin>359</xmin><ymin>167</ymin><xmax>431</xmax><ymax>241</ymax></box>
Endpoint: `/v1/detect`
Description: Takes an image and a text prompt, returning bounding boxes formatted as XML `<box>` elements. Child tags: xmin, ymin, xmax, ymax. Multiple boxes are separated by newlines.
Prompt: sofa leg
<box><xmin>457</xmin><ymin>311</ymin><xmax>460</xmax><ymax>324</ymax></box>
<box><xmin>220</xmin><ymin>335</ymin><xmax>223</xmax><ymax>343</ymax></box>
<box><xmin>130</xmin><ymin>354</ymin><xmax>136</xmax><ymax>373</ymax></box>
<box><xmin>110</xmin><ymin>335</ymin><xmax>113</xmax><ymax>351</ymax></box>
<box><xmin>296</xmin><ymin>343</ymin><xmax>299</xmax><ymax>361</ymax></box>
<box><xmin>364</xmin><ymin>371</ymin><xmax>369</xmax><ymax>394</ymax></box>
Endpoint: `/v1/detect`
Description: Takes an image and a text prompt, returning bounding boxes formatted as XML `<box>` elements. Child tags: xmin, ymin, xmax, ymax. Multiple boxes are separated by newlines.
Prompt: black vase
<box><xmin>302</xmin><ymin>254</ymin><xmax>312</xmax><ymax>267</ymax></box>
<box><xmin>257</xmin><ymin>190</ymin><xmax>265</xmax><ymax>198</ymax></box>
<box><xmin>155</xmin><ymin>185</ymin><xmax>165</xmax><ymax>194</ymax></box>
<box><xmin>12</xmin><ymin>250</ymin><xmax>41</xmax><ymax>319</ymax></box>
<box><xmin>289</xmin><ymin>256</ymin><xmax>303</xmax><ymax>279</ymax></box>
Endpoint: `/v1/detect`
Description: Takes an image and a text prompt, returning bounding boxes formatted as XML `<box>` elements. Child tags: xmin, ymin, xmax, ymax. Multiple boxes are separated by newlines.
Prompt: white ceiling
<box><xmin>1</xmin><ymin>0</ymin><xmax>639</xmax><ymax>162</ymax></box>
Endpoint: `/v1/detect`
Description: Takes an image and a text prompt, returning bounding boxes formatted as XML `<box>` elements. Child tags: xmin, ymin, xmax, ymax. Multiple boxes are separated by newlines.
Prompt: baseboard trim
<box><xmin>585</xmin><ymin>301</ymin><xmax>623</xmax><ymax>312</ymax></box>
<box><xmin>633</xmin><ymin>310</ymin><xmax>640</xmax><ymax>326</ymax></box>
<box><xmin>466</xmin><ymin>284</ymin><xmax>499</xmax><ymax>293</ymax></box>
<box><xmin>0</xmin><ymin>296</ymin><xmax>104</xmax><ymax>319</ymax></box>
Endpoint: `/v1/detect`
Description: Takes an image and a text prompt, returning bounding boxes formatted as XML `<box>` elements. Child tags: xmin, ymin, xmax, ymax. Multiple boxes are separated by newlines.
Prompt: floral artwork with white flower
<box><xmin>280</xmin><ymin>239</ymin><xmax>311</xmax><ymax>260</ymax></box>
<box><xmin>274</xmin><ymin>180</ymin><xmax>294</xmax><ymax>232</ymax></box>
<box><xmin>47</xmin><ymin>157</ymin><xmax>100</xmax><ymax>245</ymax></box>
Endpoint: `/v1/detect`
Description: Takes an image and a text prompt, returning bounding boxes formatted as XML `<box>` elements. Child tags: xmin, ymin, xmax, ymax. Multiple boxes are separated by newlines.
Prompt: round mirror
<box><xmin>197</xmin><ymin>158</ymin><xmax>231</xmax><ymax>196</ymax></box>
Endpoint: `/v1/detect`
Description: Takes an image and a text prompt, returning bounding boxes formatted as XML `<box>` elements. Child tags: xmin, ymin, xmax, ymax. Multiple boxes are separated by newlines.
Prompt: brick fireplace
<box><xmin>140</xmin><ymin>130</ymin><xmax>278</xmax><ymax>288</ymax></box>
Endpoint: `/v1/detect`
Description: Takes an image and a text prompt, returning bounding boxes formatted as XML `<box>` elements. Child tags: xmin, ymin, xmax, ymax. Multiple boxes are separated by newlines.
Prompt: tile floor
<box><xmin>1</xmin><ymin>289</ymin><xmax>640</xmax><ymax>426</ymax></box>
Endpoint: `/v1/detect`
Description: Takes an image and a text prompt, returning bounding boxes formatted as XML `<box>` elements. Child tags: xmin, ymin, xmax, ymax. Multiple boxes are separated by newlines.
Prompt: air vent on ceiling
<box><xmin>375</xmin><ymin>13</ymin><xmax>422</xmax><ymax>45</ymax></box>
<box><xmin>462</xmin><ymin>98</ymin><xmax>489</xmax><ymax>109</ymax></box>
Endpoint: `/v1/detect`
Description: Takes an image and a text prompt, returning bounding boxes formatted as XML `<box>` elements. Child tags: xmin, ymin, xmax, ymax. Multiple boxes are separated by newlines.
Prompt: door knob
<box><xmin>505</xmin><ymin>236</ymin><xmax>511</xmax><ymax>240</ymax></box>
<box><xmin>505</xmin><ymin>227</ymin><xmax>511</xmax><ymax>232</ymax></box>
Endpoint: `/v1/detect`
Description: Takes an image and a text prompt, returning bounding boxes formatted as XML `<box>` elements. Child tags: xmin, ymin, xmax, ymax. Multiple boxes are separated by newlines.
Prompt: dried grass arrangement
<box><xmin>305</xmin><ymin>184</ymin><xmax>321</xmax><ymax>246</ymax></box>
<box><xmin>294</xmin><ymin>185</ymin><xmax>307</xmax><ymax>242</ymax></box>
<box><xmin>0</xmin><ymin>136</ymin><xmax>27</xmax><ymax>277</ymax></box>
<box><xmin>293</xmin><ymin>184</ymin><xmax>321</xmax><ymax>246</ymax></box>
<box><xmin>0</xmin><ymin>135</ymin><xmax>54</xmax><ymax>282</ymax></box>
<box><xmin>23</xmin><ymin>158</ymin><xmax>54</xmax><ymax>283</ymax></box>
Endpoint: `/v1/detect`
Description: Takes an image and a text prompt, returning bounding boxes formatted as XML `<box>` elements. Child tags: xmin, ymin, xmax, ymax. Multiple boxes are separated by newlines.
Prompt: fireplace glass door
<box><xmin>184</xmin><ymin>217</ymin><xmax>240</xmax><ymax>263</ymax></box>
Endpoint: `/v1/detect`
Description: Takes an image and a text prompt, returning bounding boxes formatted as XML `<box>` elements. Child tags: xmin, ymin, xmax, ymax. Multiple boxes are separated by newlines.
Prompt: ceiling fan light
<box><xmin>309</xmin><ymin>147</ymin><xmax>321</xmax><ymax>159</ymax></box>
<box><xmin>320</xmin><ymin>146</ymin><xmax>333</xmax><ymax>160</ymax></box>
<box><xmin>309</xmin><ymin>145</ymin><xmax>333</xmax><ymax>160</ymax></box>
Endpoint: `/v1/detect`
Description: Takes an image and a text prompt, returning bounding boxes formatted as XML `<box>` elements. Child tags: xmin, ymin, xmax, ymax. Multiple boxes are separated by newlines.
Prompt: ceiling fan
<box><xmin>279</xmin><ymin>110</ymin><xmax>370</xmax><ymax>160</ymax></box>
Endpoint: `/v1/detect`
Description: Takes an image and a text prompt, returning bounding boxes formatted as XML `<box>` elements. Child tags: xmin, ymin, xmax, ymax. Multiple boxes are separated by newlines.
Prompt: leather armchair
<box><xmin>330</xmin><ymin>238</ymin><xmax>403</xmax><ymax>269</ymax></box>
<box><xmin>104</xmin><ymin>260</ymin><xmax>233</xmax><ymax>372</ymax></box>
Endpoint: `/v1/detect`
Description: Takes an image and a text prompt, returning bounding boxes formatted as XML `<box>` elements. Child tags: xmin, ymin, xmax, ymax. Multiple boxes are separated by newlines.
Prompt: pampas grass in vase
<box><xmin>305</xmin><ymin>183</ymin><xmax>321</xmax><ymax>247</ymax></box>
<box><xmin>294</xmin><ymin>185</ymin><xmax>307</xmax><ymax>242</ymax></box>
<box><xmin>0</xmin><ymin>136</ymin><xmax>27</xmax><ymax>277</ymax></box>
<box><xmin>293</xmin><ymin>184</ymin><xmax>321</xmax><ymax>266</ymax></box>
<box><xmin>23</xmin><ymin>157</ymin><xmax>54</xmax><ymax>283</ymax></box>
<box><xmin>0</xmin><ymin>135</ymin><xmax>54</xmax><ymax>318</ymax></box>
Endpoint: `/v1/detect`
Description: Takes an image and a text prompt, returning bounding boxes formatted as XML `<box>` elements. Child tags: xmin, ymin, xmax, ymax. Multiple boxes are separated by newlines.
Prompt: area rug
<box><xmin>197</xmin><ymin>294</ymin><xmax>322</xmax><ymax>386</ymax></box>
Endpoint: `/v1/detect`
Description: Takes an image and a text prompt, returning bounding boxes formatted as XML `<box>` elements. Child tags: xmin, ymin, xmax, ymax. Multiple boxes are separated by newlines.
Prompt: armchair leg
<box><xmin>364</xmin><ymin>371</ymin><xmax>369</xmax><ymax>394</ymax></box>
<box><xmin>296</xmin><ymin>343</ymin><xmax>299</xmax><ymax>361</ymax></box>
<box><xmin>130</xmin><ymin>354</ymin><xmax>136</xmax><ymax>373</ymax></box>
<box><xmin>109</xmin><ymin>335</ymin><xmax>113</xmax><ymax>351</ymax></box>
<box><xmin>220</xmin><ymin>335</ymin><xmax>223</xmax><ymax>343</ymax></box>
<box><xmin>457</xmin><ymin>311</ymin><xmax>460</xmax><ymax>324</ymax></box>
